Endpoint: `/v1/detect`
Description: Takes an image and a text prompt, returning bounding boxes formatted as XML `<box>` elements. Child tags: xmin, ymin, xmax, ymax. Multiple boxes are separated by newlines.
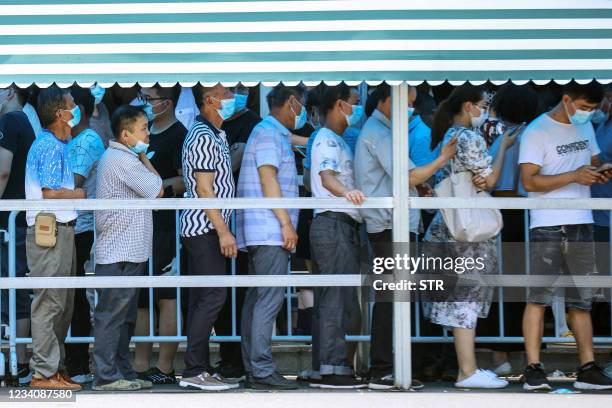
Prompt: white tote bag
<box><xmin>434</xmin><ymin>160</ymin><xmax>503</xmax><ymax>243</ymax></box>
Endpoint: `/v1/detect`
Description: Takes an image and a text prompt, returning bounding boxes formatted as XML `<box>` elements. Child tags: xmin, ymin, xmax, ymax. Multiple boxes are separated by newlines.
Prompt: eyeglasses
<box><xmin>139</xmin><ymin>92</ymin><xmax>167</xmax><ymax>104</ymax></box>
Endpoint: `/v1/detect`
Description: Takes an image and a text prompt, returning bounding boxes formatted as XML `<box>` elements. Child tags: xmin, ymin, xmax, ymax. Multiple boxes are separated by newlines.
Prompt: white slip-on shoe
<box><xmin>455</xmin><ymin>369</ymin><xmax>509</xmax><ymax>389</ymax></box>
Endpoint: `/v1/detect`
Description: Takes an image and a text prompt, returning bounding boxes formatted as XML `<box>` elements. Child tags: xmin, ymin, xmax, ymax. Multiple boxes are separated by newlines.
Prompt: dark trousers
<box><xmin>367</xmin><ymin>229</ymin><xmax>419</xmax><ymax>377</ymax></box>
<box><xmin>182</xmin><ymin>233</ymin><xmax>228</xmax><ymax>377</ymax></box>
<box><xmin>92</xmin><ymin>262</ymin><xmax>144</xmax><ymax>386</ymax></box>
<box><xmin>310</xmin><ymin>213</ymin><xmax>361</xmax><ymax>376</ymax></box>
<box><xmin>213</xmin><ymin>250</ymin><xmax>248</xmax><ymax>369</ymax></box>
<box><xmin>65</xmin><ymin>231</ymin><xmax>94</xmax><ymax>376</ymax></box>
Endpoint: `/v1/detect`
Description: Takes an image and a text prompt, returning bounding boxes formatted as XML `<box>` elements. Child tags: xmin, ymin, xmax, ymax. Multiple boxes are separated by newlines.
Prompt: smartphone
<box><xmin>596</xmin><ymin>163</ymin><xmax>612</xmax><ymax>174</ymax></box>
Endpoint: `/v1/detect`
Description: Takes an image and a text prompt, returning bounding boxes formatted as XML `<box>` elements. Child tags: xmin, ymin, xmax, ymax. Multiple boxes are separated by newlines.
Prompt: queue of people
<box><xmin>0</xmin><ymin>80</ymin><xmax>611</xmax><ymax>392</ymax></box>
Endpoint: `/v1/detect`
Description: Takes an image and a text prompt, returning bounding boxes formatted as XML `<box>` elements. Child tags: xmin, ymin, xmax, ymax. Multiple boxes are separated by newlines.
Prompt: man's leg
<box><xmin>182</xmin><ymin>234</ymin><xmax>228</xmax><ymax>378</ymax></box>
<box><xmin>568</xmin><ymin>308</ymin><xmax>595</xmax><ymax>365</ymax></box>
<box><xmin>65</xmin><ymin>231</ymin><xmax>94</xmax><ymax>376</ymax></box>
<box><xmin>116</xmin><ymin>263</ymin><xmax>145</xmax><ymax>380</ymax></box>
<box><xmin>55</xmin><ymin>228</ymin><xmax>76</xmax><ymax>374</ymax></box>
<box><xmin>92</xmin><ymin>263</ymin><xmax>138</xmax><ymax>386</ymax></box>
<box><xmin>240</xmin><ymin>251</ymin><xmax>258</xmax><ymax>375</ymax></box>
<box><xmin>368</xmin><ymin>230</ymin><xmax>394</xmax><ymax>378</ymax></box>
<box><xmin>310</xmin><ymin>215</ymin><xmax>359</xmax><ymax>376</ymax></box>
<box><xmin>26</xmin><ymin>226</ymin><xmax>71</xmax><ymax>378</ymax></box>
<box><xmin>248</xmin><ymin>246</ymin><xmax>288</xmax><ymax>378</ymax></box>
<box><xmin>522</xmin><ymin>303</ymin><xmax>546</xmax><ymax>365</ymax></box>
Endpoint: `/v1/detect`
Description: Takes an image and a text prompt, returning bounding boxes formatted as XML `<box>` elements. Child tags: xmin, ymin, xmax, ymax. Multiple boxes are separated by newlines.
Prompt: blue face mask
<box><xmin>408</xmin><ymin>107</ymin><xmax>415</xmax><ymax>120</ymax></box>
<box><xmin>90</xmin><ymin>84</ymin><xmax>105</xmax><ymax>105</ymax></box>
<box><xmin>130</xmin><ymin>139</ymin><xmax>149</xmax><ymax>155</ymax></box>
<box><xmin>234</xmin><ymin>94</ymin><xmax>248</xmax><ymax>112</ymax></box>
<box><xmin>213</xmin><ymin>97</ymin><xmax>236</xmax><ymax>121</ymax></box>
<box><xmin>565</xmin><ymin>100</ymin><xmax>594</xmax><ymax>126</ymax></box>
<box><xmin>344</xmin><ymin>103</ymin><xmax>364</xmax><ymax>127</ymax></box>
<box><xmin>66</xmin><ymin>106</ymin><xmax>81</xmax><ymax>128</ymax></box>
<box><xmin>291</xmin><ymin>101</ymin><xmax>307</xmax><ymax>130</ymax></box>
<box><xmin>143</xmin><ymin>103</ymin><xmax>155</xmax><ymax>121</ymax></box>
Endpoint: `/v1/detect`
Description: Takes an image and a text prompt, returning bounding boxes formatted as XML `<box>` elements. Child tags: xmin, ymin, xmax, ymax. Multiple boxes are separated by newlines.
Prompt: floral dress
<box><xmin>422</xmin><ymin>126</ymin><xmax>499</xmax><ymax>330</ymax></box>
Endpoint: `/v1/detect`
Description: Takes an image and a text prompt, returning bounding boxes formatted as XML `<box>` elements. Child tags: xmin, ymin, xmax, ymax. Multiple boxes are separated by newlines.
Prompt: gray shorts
<box><xmin>528</xmin><ymin>224</ymin><xmax>597</xmax><ymax>311</ymax></box>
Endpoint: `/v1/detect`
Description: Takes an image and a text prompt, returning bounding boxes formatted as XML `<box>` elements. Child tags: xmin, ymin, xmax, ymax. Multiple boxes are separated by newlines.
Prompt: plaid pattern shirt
<box><xmin>95</xmin><ymin>141</ymin><xmax>162</xmax><ymax>264</ymax></box>
<box><xmin>236</xmin><ymin>115</ymin><xmax>299</xmax><ymax>249</ymax></box>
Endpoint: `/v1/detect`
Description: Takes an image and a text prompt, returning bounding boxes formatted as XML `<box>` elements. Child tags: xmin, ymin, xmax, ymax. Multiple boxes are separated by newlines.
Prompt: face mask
<box><xmin>66</xmin><ymin>106</ymin><xmax>81</xmax><ymax>128</ymax></box>
<box><xmin>343</xmin><ymin>103</ymin><xmax>364</xmax><ymax>127</ymax></box>
<box><xmin>90</xmin><ymin>84</ymin><xmax>105</xmax><ymax>105</ymax></box>
<box><xmin>591</xmin><ymin>109</ymin><xmax>609</xmax><ymax>124</ymax></box>
<box><xmin>291</xmin><ymin>100</ymin><xmax>307</xmax><ymax>130</ymax></box>
<box><xmin>212</xmin><ymin>97</ymin><xmax>236</xmax><ymax>121</ymax></box>
<box><xmin>470</xmin><ymin>106</ymin><xmax>485</xmax><ymax>129</ymax></box>
<box><xmin>143</xmin><ymin>104</ymin><xmax>155</xmax><ymax>121</ymax></box>
<box><xmin>234</xmin><ymin>94</ymin><xmax>248</xmax><ymax>112</ymax></box>
<box><xmin>130</xmin><ymin>139</ymin><xmax>149</xmax><ymax>155</ymax></box>
<box><xmin>408</xmin><ymin>107</ymin><xmax>415</xmax><ymax>120</ymax></box>
<box><xmin>565</xmin><ymin>99</ymin><xmax>594</xmax><ymax>126</ymax></box>
<box><xmin>145</xmin><ymin>101</ymin><xmax>168</xmax><ymax>121</ymax></box>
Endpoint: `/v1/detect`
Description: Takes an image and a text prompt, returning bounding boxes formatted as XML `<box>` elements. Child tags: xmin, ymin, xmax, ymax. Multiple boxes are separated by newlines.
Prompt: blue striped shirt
<box><xmin>236</xmin><ymin>115</ymin><xmax>299</xmax><ymax>249</ymax></box>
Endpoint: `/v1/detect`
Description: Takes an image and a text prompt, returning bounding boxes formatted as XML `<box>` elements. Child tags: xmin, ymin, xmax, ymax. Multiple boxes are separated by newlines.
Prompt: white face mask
<box><xmin>471</xmin><ymin>105</ymin><xmax>486</xmax><ymax>129</ymax></box>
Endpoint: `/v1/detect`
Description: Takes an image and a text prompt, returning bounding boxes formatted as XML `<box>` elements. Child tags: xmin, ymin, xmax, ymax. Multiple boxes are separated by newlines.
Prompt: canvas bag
<box><xmin>434</xmin><ymin>140</ymin><xmax>503</xmax><ymax>242</ymax></box>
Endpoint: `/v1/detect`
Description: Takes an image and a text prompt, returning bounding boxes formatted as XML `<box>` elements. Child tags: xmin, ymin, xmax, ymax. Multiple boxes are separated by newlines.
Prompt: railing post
<box><xmin>391</xmin><ymin>83</ymin><xmax>411</xmax><ymax>389</ymax></box>
<box><xmin>8</xmin><ymin>211</ymin><xmax>18</xmax><ymax>377</ymax></box>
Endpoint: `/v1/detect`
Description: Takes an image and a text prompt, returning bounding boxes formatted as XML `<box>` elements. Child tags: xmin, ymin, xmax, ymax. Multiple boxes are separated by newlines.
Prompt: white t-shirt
<box><xmin>23</xmin><ymin>103</ymin><xmax>42</xmax><ymax>138</ymax></box>
<box><xmin>518</xmin><ymin>113</ymin><xmax>600</xmax><ymax>229</ymax></box>
<box><xmin>311</xmin><ymin>127</ymin><xmax>362</xmax><ymax>222</ymax></box>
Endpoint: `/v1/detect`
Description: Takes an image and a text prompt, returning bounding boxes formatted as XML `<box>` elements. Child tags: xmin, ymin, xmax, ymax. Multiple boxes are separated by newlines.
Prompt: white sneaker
<box><xmin>493</xmin><ymin>362</ymin><xmax>512</xmax><ymax>376</ymax></box>
<box><xmin>455</xmin><ymin>369</ymin><xmax>509</xmax><ymax>389</ymax></box>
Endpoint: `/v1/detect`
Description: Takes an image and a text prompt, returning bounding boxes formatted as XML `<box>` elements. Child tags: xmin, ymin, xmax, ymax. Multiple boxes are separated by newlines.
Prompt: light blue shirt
<box><xmin>68</xmin><ymin>128</ymin><xmax>105</xmax><ymax>233</ymax></box>
<box><xmin>236</xmin><ymin>115</ymin><xmax>299</xmax><ymax>249</ymax></box>
<box><xmin>25</xmin><ymin>129</ymin><xmax>77</xmax><ymax>226</ymax></box>
<box><xmin>592</xmin><ymin>120</ymin><xmax>612</xmax><ymax>227</ymax></box>
<box><xmin>409</xmin><ymin>115</ymin><xmax>439</xmax><ymax>167</ymax></box>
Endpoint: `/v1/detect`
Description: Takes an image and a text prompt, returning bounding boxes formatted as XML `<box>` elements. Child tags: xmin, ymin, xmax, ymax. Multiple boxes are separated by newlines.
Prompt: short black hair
<box><xmin>319</xmin><ymin>83</ymin><xmax>351</xmax><ymax>116</ymax></box>
<box><xmin>70</xmin><ymin>86</ymin><xmax>95</xmax><ymax>118</ymax></box>
<box><xmin>492</xmin><ymin>83</ymin><xmax>539</xmax><ymax>124</ymax></box>
<box><xmin>266</xmin><ymin>84</ymin><xmax>305</xmax><ymax>110</ymax></box>
<box><xmin>150</xmin><ymin>83</ymin><xmax>181</xmax><ymax>107</ymax></box>
<box><xmin>37</xmin><ymin>85</ymin><xmax>70</xmax><ymax>127</ymax></box>
<box><xmin>562</xmin><ymin>80</ymin><xmax>604</xmax><ymax>105</ymax></box>
<box><xmin>414</xmin><ymin>92</ymin><xmax>437</xmax><ymax>117</ymax></box>
<box><xmin>111</xmin><ymin>105</ymin><xmax>146</xmax><ymax>139</ymax></box>
<box><xmin>365</xmin><ymin>83</ymin><xmax>391</xmax><ymax>117</ymax></box>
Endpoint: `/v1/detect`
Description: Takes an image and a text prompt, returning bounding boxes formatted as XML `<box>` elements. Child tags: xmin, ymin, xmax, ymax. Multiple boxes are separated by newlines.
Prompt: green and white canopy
<box><xmin>0</xmin><ymin>0</ymin><xmax>610</xmax><ymax>87</ymax></box>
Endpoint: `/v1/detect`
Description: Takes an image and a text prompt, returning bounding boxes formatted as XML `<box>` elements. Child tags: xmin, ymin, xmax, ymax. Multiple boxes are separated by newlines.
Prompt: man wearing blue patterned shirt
<box><xmin>25</xmin><ymin>87</ymin><xmax>85</xmax><ymax>391</ymax></box>
<box><xmin>236</xmin><ymin>85</ymin><xmax>304</xmax><ymax>390</ymax></box>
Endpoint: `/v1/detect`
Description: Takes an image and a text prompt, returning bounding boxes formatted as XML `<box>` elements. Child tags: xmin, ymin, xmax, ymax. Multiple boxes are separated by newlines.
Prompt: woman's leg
<box><xmin>453</xmin><ymin>327</ymin><xmax>477</xmax><ymax>381</ymax></box>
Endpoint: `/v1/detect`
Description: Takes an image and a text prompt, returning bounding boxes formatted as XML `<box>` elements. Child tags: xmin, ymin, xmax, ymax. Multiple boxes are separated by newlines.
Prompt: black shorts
<box><xmin>138</xmin><ymin>228</ymin><xmax>179</xmax><ymax>308</ymax></box>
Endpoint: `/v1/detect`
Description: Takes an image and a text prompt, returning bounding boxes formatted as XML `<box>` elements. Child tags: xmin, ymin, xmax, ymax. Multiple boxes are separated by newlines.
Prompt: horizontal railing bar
<box><xmin>1</xmin><ymin>197</ymin><xmax>612</xmax><ymax>211</ymax></box>
<box><xmin>8</xmin><ymin>336</ymin><xmax>611</xmax><ymax>344</ymax></box>
<box><xmin>3</xmin><ymin>275</ymin><xmax>612</xmax><ymax>289</ymax></box>
<box><xmin>0</xmin><ymin>197</ymin><xmax>392</xmax><ymax>211</ymax></box>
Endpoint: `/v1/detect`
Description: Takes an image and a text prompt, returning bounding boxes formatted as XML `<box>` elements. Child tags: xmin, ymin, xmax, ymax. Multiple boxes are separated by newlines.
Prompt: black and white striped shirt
<box><xmin>180</xmin><ymin>116</ymin><xmax>235</xmax><ymax>237</ymax></box>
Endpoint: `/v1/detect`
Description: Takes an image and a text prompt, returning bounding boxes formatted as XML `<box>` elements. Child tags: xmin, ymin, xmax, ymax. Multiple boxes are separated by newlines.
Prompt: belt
<box><xmin>57</xmin><ymin>220</ymin><xmax>76</xmax><ymax>227</ymax></box>
<box><xmin>318</xmin><ymin>211</ymin><xmax>360</xmax><ymax>228</ymax></box>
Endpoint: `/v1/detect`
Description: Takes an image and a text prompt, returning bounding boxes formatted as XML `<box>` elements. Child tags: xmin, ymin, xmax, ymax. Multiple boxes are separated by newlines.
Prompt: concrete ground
<box><xmin>2</xmin><ymin>377</ymin><xmax>612</xmax><ymax>408</ymax></box>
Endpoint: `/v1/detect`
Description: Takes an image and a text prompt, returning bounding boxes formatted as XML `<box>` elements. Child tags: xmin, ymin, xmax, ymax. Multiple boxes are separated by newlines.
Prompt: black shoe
<box><xmin>574</xmin><ymin>362</ymin><xmax>612</xmax><ymax>390</ymax></box>
<box><xmin>368</xmin><ymin>374</ymin><xmax>394</xmax><ymax>390</ymax></box>
<box><xmin>17</xmin><ymin>364</ymin><xmax>32</xmax><ymax>386</ymax></box>
<box><xmin>140</xmin><ymin>367</ymin><xmax>177</xmax><ymax>385</ymax></box>
<box><xmin>522</xmin><ymin>363</ymin><xmax>551</xmax><ymax>391</ymax></box>
<box><xmin>214</xmin><ymin>361</ymin><xmax>246</xmax><ymax>381</ymax></box>
<box><xmin>316</xmin><ymin>375</ymin><xmax>366</xmax><ymax>389</ymax></box>
<box><xmin>248</xmin><ymin>372</ymin><xmax>298</xmax><ymax>390</ymax></box>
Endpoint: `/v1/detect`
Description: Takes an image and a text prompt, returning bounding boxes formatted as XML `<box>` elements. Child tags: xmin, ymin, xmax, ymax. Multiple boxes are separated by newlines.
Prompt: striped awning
<box><xmin>0</xmin><ymin>0</ymin><xmax>611</xmax><ymax>87</ymax></box>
